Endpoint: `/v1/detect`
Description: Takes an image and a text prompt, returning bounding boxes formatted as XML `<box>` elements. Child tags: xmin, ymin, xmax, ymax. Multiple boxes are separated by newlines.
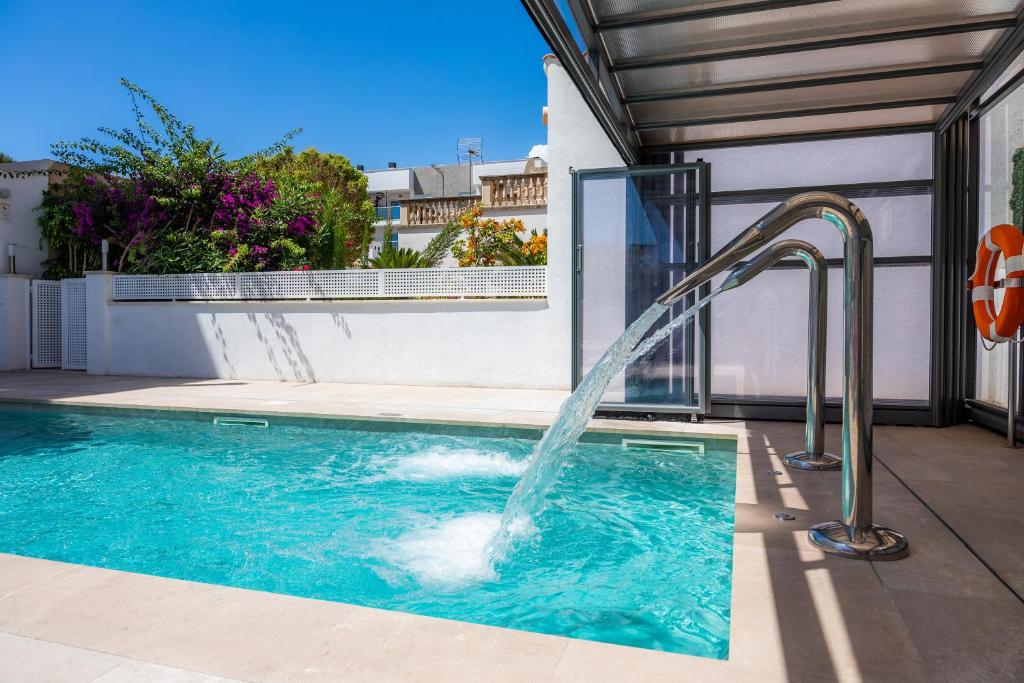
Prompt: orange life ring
<box><xmin>969</xmin><ymin>224</ymin><xmax>1024</xmax><ymax>342</ymax></box>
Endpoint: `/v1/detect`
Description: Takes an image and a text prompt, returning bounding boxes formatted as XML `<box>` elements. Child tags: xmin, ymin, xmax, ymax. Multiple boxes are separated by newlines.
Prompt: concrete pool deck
<box><xmin>0</xmin><ymin>371</ymin><xmax>1022</xmax><ymax>682</ymax></box>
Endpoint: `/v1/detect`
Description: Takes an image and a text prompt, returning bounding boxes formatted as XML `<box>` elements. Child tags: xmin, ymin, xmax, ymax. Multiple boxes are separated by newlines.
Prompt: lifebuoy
<box><xmin>969</xmin><ymin>224</ymin><xmax>1024</xmax><ymax>342</ymax></box>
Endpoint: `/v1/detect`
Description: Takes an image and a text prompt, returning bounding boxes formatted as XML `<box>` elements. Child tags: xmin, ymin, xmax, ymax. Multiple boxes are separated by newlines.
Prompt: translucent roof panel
<box><xmin>546</xmin><ymin>0</ymin><xmax>1024</xmax><ymax>147</ymax></box>
<box><xmin>598</xmin><ymin>1</ymin><xmax>1023</xmax><ymax>65</ymax></box>
<box><xmin>616</xmin><ymin>30</ymin><xmax>1005</xmax><ymax>96</ymax></box>
<box><xmin>638</xmin><ymin>105</ymin><xmax>947</xmax><ymax>146</ymax></box>
<box><xmin>628</xmin><ymin>72</ymin><xmax>969</xmax><ymax>125</ymax></box>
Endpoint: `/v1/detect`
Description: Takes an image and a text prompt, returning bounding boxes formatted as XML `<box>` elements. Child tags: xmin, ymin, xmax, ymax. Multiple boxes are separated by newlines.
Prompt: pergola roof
<box><xmin>524</xmin><ymin>0</ymin><xmax>1024</xmax><ymax>162</ymax></box>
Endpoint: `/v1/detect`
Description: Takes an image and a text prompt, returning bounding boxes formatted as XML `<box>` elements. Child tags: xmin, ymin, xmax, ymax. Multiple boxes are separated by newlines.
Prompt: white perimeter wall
<box><xmin>545</xmin><ymin>56</ymin><xmax>627</xmax><ymax>391</ymax></box>
<box><xmin>100</xmin><ymin>298</ymin><xmax>560</xmax><ymax>388</ymax></box>
<box><xmin>84</xmin><ymin>57</ymin><xmax>615</xmax><ymax>390</ymax></box>
<box><xmin>0</xmin><ymin>169</ymin><xmax>50</xmax><ymax>278</ymax></box>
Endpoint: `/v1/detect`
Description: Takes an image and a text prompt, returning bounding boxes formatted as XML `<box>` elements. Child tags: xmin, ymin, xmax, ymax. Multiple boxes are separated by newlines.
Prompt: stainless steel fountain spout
<box><xmin>658</xmin><ymin>191</ymin><xmax>908</xmax><ymax>560</ymax></box>
<box><xmin>721</xmin><ymin>240</ymin><xmax>840</xmax><ymax>472</ymax></box>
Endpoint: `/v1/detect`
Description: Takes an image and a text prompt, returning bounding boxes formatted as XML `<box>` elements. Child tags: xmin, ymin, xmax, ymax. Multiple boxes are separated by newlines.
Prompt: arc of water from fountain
<box><xmin>489</xmin><ymin>192</ymin><xmax>908</xmax><ymax>566</ymax></box>
<box><xmin>487</xmin><ymin>290</ymin><xmax>724</xmax><ymax>560</ymax></box>
<box><xmin>656</xmin><ymin>191</ymin><xmax>908</xmax><ymax>560</ymax></box>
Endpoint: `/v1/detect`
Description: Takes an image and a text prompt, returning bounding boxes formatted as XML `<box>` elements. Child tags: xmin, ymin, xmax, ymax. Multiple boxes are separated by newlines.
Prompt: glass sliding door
<box><xmin>573</xmin><ymin>163</ymin><xmax>710</xmax><ymax>414</ymax></box>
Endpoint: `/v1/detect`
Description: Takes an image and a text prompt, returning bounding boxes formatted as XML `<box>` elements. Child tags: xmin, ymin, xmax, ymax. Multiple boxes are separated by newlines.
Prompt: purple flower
<box><xmin>287</xmin><ymin>214</ymin><xmax>315</xmax><ymax>237</ymax></box>
<box><xmin>71</xmin><ymin>201</ymin><xmax>98</xmax><ymax>243</ymax></box>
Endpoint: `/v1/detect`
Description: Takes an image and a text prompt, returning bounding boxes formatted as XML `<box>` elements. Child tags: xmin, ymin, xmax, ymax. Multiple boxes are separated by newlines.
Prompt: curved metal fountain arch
<box><xmin>657</xmin><ymin>192</ymin><xmax>908</xmax><ymax>560</ymax></box>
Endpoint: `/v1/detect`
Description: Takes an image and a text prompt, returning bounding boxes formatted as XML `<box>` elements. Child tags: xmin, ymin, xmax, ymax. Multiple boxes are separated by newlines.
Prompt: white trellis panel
<box><xmin>111</xmin><ymin>266</ymin><xmax>547</xmax><ymax>301</ymax></box>
<box><xmin>60</xmin><ymin>278</ymin><xmax>88</xmax><ymax>371</ymax></box>
<box><xmin>31</xmin><ymin>280</ymin><xmax>62</xmax><ymax>369</ymax></box>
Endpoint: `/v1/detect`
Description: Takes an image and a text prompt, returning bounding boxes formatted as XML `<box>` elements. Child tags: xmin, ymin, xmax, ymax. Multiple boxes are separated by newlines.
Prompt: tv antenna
<box><xmin>457</xmin><ymin>137</ymin><xmax>483</xmax><ymax>194</ymax></box>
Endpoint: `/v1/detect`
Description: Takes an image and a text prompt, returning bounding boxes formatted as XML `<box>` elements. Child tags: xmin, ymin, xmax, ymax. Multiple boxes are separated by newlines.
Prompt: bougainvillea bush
<box><xmin>39</xmin><ymin>79</ymin><xmax>374</xmax><ymax>278</ymax></box>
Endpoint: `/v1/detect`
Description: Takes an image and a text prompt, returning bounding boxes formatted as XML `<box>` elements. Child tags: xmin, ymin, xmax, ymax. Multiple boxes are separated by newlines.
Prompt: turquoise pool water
<box><xmin>0</xmin><ymin>406</ymin><xmax>736</xmax><ymax>658</ymax></box>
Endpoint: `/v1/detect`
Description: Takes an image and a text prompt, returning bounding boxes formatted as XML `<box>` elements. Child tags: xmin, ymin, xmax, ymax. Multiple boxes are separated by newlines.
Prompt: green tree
<box><xmin>0</xmin><ymin>152</ymin><xmax>14</xmax><ymax>163</ymax></box>
<box><xmin>255</xmin><ymin>147</ymin><xmax>376</xmax><ymax>268</ymax></box>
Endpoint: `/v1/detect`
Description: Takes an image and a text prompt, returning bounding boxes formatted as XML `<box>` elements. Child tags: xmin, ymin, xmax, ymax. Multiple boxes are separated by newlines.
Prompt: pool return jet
<box><xmin>656</xmin><ymin>191</ymin><xmax>908</xmax><ymax>560</ymax></box>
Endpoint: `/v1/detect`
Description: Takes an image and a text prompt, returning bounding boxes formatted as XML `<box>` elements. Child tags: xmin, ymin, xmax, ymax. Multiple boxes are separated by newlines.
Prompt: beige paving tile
<box><xmin>549</xmin><ymin>638</ymin><xmax>859</xmax><ymax>682</ymax></box>
<box><xmin>727</xmin><ymin>544</ymin><xmax>927</xmax><ymax>682</ymax></box>
<box><xmin>0</xmin><ymin>563</ymin><xmax>334</xmax><ymax>681</ymax></box>
<box><xmin>0</xmin><ymin>553</ymin><xmax>80</xmax><ymax>599</ymax></box>
<box><xmin>0</xmin><ymin>632</ymin><xmax>122</xmax><ymax>683</ymax></box>
<box><xmin>887</xmin><ymin>590</ymin><xmax>1024</xmax><ymax>683</ymax></box>
<box><xmin>91</xmin><ymin>660</ymin><xmax>242</xmax><ymax>682</ymax></box>
<box><xmin>272</xmin><ymin>608</ymin><xmax>567</xmax><ymax>683</ymax></box>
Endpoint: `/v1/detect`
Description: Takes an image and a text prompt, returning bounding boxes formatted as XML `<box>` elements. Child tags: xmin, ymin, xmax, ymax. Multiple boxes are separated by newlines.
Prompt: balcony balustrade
<box><xmin>481</xmin><ymin>172</ymin><xmax>547</xmax><ymax>208</ymax></box>
<box><xmin>400</xmin><ymin>196</ymin><xmax>478</xmax><ymax>226</ymax></box>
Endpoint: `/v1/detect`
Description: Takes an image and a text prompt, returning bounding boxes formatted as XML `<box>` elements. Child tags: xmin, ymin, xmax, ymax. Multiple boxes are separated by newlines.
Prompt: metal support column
<box><xmin>656</xmin><ymin>191</ymin><xmax>908</xmax><ymax>560</ymax></box>
<box><xmin>720</xmin><ymin>240</ymin><xmax>840</xmax><ymax>470</ymax></box>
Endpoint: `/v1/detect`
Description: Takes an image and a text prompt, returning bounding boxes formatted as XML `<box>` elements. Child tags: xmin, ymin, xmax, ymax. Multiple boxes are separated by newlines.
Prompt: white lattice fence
<box><xmin>31</xmin><ymin>280</ymin><xmax>62</xmax><ymax>368</ymax></box>
<box><xmin>112</xmin><ymin>267</ymin><xmax>547</xmax><ymax>301</ymax></box>
<box><xmin>60</xmin><ymin>278</ymin><xmax>88</xmax><ymax>370</ymax></box>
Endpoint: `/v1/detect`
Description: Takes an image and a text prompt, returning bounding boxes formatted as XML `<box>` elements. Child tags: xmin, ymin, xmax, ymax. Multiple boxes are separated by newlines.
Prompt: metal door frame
<box><xmin>571</xmin><ymin>161</ymin><xmax>711</xmax><ymax>415</ymax></box>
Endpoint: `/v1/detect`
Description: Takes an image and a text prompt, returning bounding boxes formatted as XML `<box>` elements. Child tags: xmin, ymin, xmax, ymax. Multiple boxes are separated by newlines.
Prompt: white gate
<box><xmin>60</xmin><ymin>278</ymin><xmax>87</xmax><ymax>370</ymax></box>
<box><xmin>31</xmin><ymin>280</ymin><xmax>62</xmax><ymax>368</ymax></box>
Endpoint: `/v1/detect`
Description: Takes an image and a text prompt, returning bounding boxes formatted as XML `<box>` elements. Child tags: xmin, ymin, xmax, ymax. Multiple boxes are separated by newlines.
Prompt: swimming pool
<box><xmin>0</xmin><ymin>405</ymin><xmax>737</xmax><ymax>658</ymax></box>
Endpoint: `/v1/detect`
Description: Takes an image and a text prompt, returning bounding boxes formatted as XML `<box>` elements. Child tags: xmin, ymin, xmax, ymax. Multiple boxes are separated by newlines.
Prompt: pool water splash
<box><xmin>378</xmin><ymin>513</ymin><xmax>504</xmax><ymax>588</ymax></box>
<box><xmin>374</xmin><ymin>446</ymin><xmax>528</xmax><ymax>482</ymax></box>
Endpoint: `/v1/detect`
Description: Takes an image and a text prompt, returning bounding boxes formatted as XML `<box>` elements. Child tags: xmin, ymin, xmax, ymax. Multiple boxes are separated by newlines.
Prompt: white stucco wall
<box><xmin>0</xmin><ymin>162</ymin><xmax>52</xmax><ymax>278</ymax></box>
<box><xmin>366</xmin><ymin>168</ymin><xmax>412</xmax><ymax>193</ymax></box>
<box><xmin>545</xmin><ymin>56</ymin><xmax>627</xmax><ymax>389</ymax></box>
<box><xmin>0</xmin><ymin>275</ymin><xmax>30</xmax><ymax>371</ymax></box>
<box><xmin>99</xmin><ymin>299</ymin><xmax>561</xmax><ymax>388</ymax></box>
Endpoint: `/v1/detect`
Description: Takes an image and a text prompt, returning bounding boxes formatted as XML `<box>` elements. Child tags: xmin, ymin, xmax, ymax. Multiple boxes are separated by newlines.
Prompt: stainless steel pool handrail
<box><xmin>720</xmin><ymin>240</ymin><xmax>840</xmax><ymax>471</ymax></box>
<box><xmin>658</xmin><ymin>191</ymin><xmax>908</xmax><ymax>560</ymax></box>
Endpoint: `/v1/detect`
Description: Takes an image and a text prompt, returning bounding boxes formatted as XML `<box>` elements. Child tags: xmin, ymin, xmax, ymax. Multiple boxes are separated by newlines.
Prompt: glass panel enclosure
<box><xmin>574</xmin><ymin>163</ymin><xmax>710</xmax><ymax>413</ymax></box>
<box><xmin>683</xmin><ymin>133</ymin><xmax>934</xmax><ymax>404</ymax></box>
<box><xmin>974</xmin><ymin>74</ymin><xmax>1024</xmax><ymax>408</ymax></box>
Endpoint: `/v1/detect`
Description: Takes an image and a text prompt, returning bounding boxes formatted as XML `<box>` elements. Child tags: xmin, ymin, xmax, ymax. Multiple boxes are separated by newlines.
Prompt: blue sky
<box><xmin>0</xmin><ymin>1</ymin><xmax>551</xmax><ymax>169</ymax></box>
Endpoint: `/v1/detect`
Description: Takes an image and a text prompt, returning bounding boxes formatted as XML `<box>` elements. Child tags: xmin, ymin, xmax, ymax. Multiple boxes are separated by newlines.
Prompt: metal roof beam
<box><xmin>641</xmin><ymin>124</ymin><xmax>935</xmax><ymax>153</ymax></box>
<box><xmin>596</xmin><ymin>0</ymin><xmax>832</xmax><ymax>32</ymax></box>
<box><xmin>938</xmin><ymin>13</ymin><xmax>1024</xmax><ymax>130</ymax></box>
<box><xmin>519</xmin><ymin>0</ymin><xmax>640</xmax><ymax>165</ymax></box>
<box><xmin>611</xmin><ymin>17</ymin><xmax>1017</xmax><ymax>72</ymax></box>
<box><xmin>635</xmin><ymin>96</ymin><xmax>956</xmax><ymax>130</ymax></box>
<box><xmin>623</xmin><ymin>61</ymin><xmax>983</xmax><ymax>104</ymax></box>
